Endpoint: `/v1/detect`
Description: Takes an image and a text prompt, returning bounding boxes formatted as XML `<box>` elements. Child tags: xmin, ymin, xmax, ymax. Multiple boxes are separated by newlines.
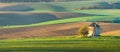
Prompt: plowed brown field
<box><xmin>0</xmin><ymin>3</ymin><xmax>17</xmax><ymax>7</ymax></box>
<box><xmin>0</xmin><ymin>22</ymin><xmax>120</xmax><ymax>39</ymax></box>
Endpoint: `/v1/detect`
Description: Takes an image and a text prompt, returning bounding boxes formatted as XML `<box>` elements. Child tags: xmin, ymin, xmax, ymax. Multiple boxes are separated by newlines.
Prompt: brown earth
<box><xmin>0</xmin><ymin>3</ymin><xmax>17</xmax><ymax>7</ymax></box>
<box><xmin>0</xmin><ymin>22</ymin><xmax>120</xmax><ymax>39</ymax></box>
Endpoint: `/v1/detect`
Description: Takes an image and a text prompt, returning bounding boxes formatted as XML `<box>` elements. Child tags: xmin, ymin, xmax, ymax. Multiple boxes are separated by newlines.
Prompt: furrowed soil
<box><xmin>0</xmin><ymin>22</ymin><xmax>120</xmax><ymax>39</ymax></box>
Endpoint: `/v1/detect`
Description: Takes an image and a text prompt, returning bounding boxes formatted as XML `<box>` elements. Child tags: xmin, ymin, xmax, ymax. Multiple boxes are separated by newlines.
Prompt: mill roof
<box><xmin>89</xmin><ymin>23</ymin><xmax>100</xmax><ymax>27</ymax></box>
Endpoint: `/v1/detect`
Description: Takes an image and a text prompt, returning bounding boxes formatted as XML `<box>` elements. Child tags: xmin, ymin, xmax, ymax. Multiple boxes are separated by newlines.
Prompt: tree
<box><xmin>77</xmin><ymin>26</ymin><xmax>89</xmax><ymax>37</ymax></box>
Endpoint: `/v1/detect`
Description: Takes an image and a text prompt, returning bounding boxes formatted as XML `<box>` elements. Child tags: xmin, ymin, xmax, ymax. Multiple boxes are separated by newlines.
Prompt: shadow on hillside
<box><xmin>0</xmin><ymin>5</ymin><xmax>34</xmax><ymax>11</ymax></box>
<box><xmin>0</xmin><ymin>13</ymin><xmax>57</xmax><ymax>26</ymax></box>
<box><xmin>50</xmin><ymin>5</ymin><xmax>69</xmax><ymax>12</ymax></box>
<box><xmin>0</xmin><ymin>4</ymin><xmax>68</xmax><ymax>12</ymax></box>
<box><xmin>0</xmin><ymin>12</ymin><xmax>104</xmax><ymax>26</ymax></box>
<box><xmin>80</xmin><ymin>2</ymin><xmax>120</xmax><ymax>9</ymax></box>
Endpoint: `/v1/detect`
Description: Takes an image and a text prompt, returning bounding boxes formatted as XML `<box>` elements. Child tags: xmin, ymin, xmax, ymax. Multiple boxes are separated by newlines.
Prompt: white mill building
<box><xmin>87</xmin><ymin>23</ymin><xmax>101</xmax><ymax>37</ymax></box>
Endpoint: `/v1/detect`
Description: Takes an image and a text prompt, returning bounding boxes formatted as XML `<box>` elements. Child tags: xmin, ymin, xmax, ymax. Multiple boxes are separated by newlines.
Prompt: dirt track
<box><xmin>0</xmin><ymin>22</ymin><xmax>120</xmax><ymax>39</ymax></box>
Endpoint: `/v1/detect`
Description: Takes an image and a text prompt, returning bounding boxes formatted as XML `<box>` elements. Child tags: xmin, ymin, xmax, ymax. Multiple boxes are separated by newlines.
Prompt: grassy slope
<box><xmin>0</xmin><ymin>36</ymin><xmax>119</xmax><ymax>52</ymax></box>
<box><xmin>24</xmin><ymin>0</ymin><xmax>120</xmax><ymax>12</ymax></box>
<box><xmin>1</xmin><ymin>0</ymin><xmax>120</xmax><ymax>12</ymax></box>
<box><xmin>23</xmin><ymin>1</ymin><xmax>97</xmax><ymax>12</ymax></box>
<box><xmin>0</xmin><ymin>12</ymin><xmax>93</xmax><ymax>26</ymax></box>
<box><xmin>0</xmin><ymin>10</ymin><xmax>119</xmax><ymax>28</ymax></box>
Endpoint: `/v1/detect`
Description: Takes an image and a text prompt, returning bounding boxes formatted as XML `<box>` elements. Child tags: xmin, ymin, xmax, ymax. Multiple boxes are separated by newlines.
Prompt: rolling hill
<box><xmin>0</xmin><ymin>1</ymin><xmax>119</xmax><ymax>52</ymax></box>
<box><xmin>0</xmin><ymin>22</ymin><xmax>120</xmax><ymax>39</ymax></box>
<box><xmin>0</xmin><ymin>0</ymin><xmax>120</xmax><ymax>12</ymax></box>
<box><xmin>0</xmin><ymin>12</ymin><xmax>95</xmax><ymax>26</ymax></box>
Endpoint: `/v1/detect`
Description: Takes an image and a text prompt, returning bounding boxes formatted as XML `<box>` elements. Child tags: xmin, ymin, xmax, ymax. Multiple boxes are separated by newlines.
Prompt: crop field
<box><xmin>0</xmin><ymin>36</ymin><xmax>119</xmax><ymax>52</ymax></box>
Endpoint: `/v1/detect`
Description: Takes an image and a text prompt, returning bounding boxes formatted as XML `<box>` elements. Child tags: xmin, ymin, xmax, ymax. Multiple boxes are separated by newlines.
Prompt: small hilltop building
<box><xmin>87</xmin><ymin>23</ymin><xmax>101</xmax><ymax>37</ymax></box>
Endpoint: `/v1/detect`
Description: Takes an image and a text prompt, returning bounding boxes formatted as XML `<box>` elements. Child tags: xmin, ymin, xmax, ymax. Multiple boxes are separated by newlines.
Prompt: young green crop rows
<box><xmin>0</xmin><ymin>36</ymin><xmax>119</xmax><ymax>52</ymax></box>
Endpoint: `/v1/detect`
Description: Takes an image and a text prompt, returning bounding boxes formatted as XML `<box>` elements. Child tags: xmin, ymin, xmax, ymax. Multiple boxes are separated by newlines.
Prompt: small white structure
<box><xmin>87</xmin><ymin>23</ymin><xmax>101</xmax><ymax>37</ymax></box>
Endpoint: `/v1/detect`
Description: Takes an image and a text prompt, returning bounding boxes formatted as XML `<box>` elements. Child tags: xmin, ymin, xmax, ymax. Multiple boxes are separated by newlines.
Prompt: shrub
<box><xmin>77</xmin><ymin>26</ymin><xmax>89</xmax><ymax>37</ymax></box>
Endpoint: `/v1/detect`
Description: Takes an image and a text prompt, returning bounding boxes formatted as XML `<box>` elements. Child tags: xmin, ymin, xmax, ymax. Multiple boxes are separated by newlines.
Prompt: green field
<box><xmin>1</xmin><ymin>9</ymin><xmax>120</xmax><ymax>28</ymax></box>
<box><xmin>0</xmin><ymin>36</ymin><xmax>119</xmax><ymax>52</ymax></box>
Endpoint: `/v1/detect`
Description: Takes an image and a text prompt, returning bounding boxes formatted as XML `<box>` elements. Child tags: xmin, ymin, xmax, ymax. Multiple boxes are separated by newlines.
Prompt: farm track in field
<box><xmin>0</xmin><ymin>22</ymin><xmax>120</xmax><ymax>39</ymax></box>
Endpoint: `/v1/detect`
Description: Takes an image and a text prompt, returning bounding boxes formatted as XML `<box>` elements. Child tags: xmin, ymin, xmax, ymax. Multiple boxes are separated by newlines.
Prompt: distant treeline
<box><xmin>0</xmin><ymin>0</ymin><xmax>87</xmax><ymax>2</ymax></box>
